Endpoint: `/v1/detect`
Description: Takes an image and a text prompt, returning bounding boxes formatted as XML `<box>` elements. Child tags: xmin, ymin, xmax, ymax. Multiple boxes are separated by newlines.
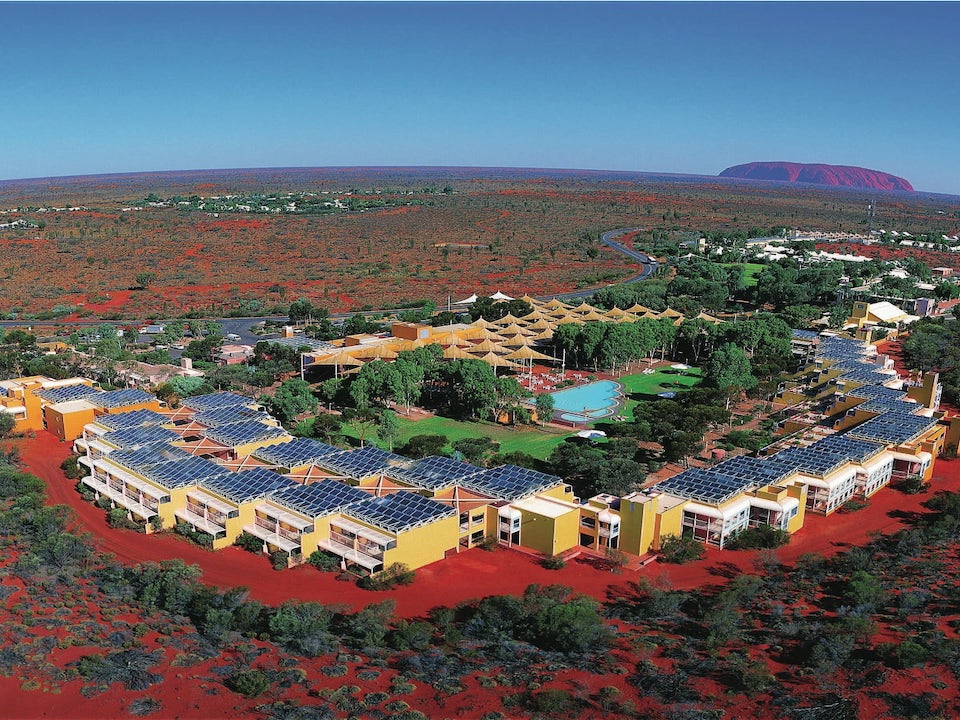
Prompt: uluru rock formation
<box><xmin>719</xmin><ymin>162</ymin><xmax>913</xmax><ymax>192</ymax></box>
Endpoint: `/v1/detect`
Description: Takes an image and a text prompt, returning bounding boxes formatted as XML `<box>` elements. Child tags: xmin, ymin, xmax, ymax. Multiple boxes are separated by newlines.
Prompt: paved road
<box><xmin>0</xmin><ymin>227</ymin><xmax>657</xmax><ymax>338</ymax></box>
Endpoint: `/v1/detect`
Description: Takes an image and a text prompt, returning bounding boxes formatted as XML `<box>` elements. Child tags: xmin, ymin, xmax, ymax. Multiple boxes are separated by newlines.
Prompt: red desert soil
<box><xmin>13</xmin><ymin>432</ymin><xmax>960</xmax><ymax>618</ymax></box>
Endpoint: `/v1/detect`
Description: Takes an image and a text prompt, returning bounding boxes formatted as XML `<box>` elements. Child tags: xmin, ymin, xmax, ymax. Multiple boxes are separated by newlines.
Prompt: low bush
<box><xmin>541</xmin><ymin>555</ymin><xmax>566</xmax><ymax>570</ymax></box>
<box><xmin>270</xmin><ymin>550</ymin><xmax>289</xmax><ymax>570</ymax></box>
<box><xmin>658</xmin><ymin>535</ymin><xmax>705</xmax><ymax>564</ymax></box>
<box><xmin>174</xmin><ymin>522</ymin><xmax>214</xmax><ymax>548</ymax></box>
<box><xmin>358</xmin><ymin>563</ymin><xmax>415</xmax><ymax>591</ymax></box>
<box><xmin>235</xmin><ymin>532</ymin><xmax>264</xmax><ymax>554</ymax></box>
<box><xmin>728</xmin><ymin>525</ymin><xmax>790</xmax><ymax>550</ymax></box>
<box><xmin>226</xmin><ymin>669</ymin><xmax>270</xmax><ymax>698</ymax></box>
<box><xmin>308</xmin><ymin>550</ymin><xmax>342</xmax><ymax>572</ymax></box>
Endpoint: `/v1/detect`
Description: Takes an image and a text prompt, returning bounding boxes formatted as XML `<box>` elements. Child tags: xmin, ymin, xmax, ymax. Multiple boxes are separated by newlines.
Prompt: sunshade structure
<box><xmin>571</xmin><ymin>301</ymin><xmax>598</xmax><ymax>314</ymax></box>
<box><xmin>504</xmin><ymin>345</ymin><xmax>554</xmax><ymax>362</ymax></box>
<box><xmin>389</xmin><ymin>339</ymin><xmax>423</xmax><ymax>353</ymax></box>
<box><xmin>310</xmin><ymin>351</ymin><xmax>364</xmax><ymax>377</ymax></box>
<box><xmin>351</xmin><ymin>345</ymin><xmax>399</xmax><ymax>360</ymax></box>
<box><xmin>660</xmin><ymin>307</ymin><xmax>684</xmax><ymax>319</ymax></box>
<box><xmin>542</xmin><ymin>298</ymin><xmax>570</xmax><ymax>310</ymax></box>
<box><xmin>604</xmin><ymin>307</ymin><xmax>629</xmax><ymax>319</ymax></box>
<box><xmin>442</xmin><ymin>344</ymin><xmax>474</xmax><ymax>360</ymax></box>
<box><xmin>626</xmin><ymin>304</ymin><xmax>653</xmax><ymax>314</ymax></box>
<box><xmin>492</xmin><ymin>313</ymin><xmax>522</xmax><ymax>326</ymax></box>
<box><xmin>470</xmin><ymin>316</ymin><xmax>499</xmax><ymax>329</ymax></box>
<box><xmin>530</xmin><ymin>329</ymin><xmax>555</xmax><ymax>342</ymax></box>
<box><xmin>524</xmin><ymin>318</ymin><xmax>553</xmax><ymax>331</ymax></box>
<box><xmin>460</xmin><ymin>327</ymin><xmax>508</xmax><ymax>343</ymax></box>
<box><xmin>475</xmin><ymin>352</ymin><xmax>519</xmax><ymax>369</ymax></box>
<box><xmin>427</xmin><ymin>331</ymin><xmax>464</xmax><ymax>347</ymax></box>
<box><xmin>490</xmin><ymin>290</ymin><xmax>514</xmax><ymax>301</ymax></box>
<box><xmin>580</xmin><ymin>310</ymin><xmax>607</xmax><ymax>322</ymax></box>
<box><xmin>498</xmin><ymin>323</ymin><xmax>535</xmax><ymax>337</ymax></box>
<box><xmin>453</xmin><ymin>293</ymin><xmax>479</xmax><ymax>305</ymax></box>
<box><xmin>502</xmin><ymin>334</ymin><xmax>536</xmax><ymax>348</ymax></box>
<box><xmin>467</xmin><ymin>339</ymin><xmax>508</xmax><ymax>354</ymax></box>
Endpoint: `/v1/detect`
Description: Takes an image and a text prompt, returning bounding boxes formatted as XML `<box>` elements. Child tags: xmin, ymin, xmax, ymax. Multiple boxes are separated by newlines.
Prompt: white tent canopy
<box><xmin>490</xmin><ymin>290</ymin><xmax>514</xmax><ymax>301</ymax></box>
<box><xmin>453</xmin><ymin>294</ymin><xmax>479</xmax><ymax>305</ymax></box>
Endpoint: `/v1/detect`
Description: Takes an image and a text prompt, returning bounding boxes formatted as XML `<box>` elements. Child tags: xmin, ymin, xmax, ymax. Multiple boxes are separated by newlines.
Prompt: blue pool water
<box><xmin>549</xmin><ymin>380</ymin><xmax>623</xmax><ymax>423</ymax></box>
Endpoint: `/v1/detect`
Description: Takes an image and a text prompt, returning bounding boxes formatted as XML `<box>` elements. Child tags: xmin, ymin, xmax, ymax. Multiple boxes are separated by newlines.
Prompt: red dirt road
<box><xmin>10</xmin><ymin>432</ymin><xmax>960</xmax><ymax>618</ymax></box>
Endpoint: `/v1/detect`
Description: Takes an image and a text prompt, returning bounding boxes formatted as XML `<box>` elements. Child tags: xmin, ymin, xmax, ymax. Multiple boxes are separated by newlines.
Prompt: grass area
<box><xmin>721</xmin><ymin>262</ymin><xmax>765</xmax><ymax>288</ymax></box>
<box><xmin>616</xmin><ymin>366</ymin><xmax>702</xmax><ymax>419</ymax></box>
<box><xmin>304</xmin><ymin>413</ymin><xmax>573</xmax><ymax>460</ymax></box>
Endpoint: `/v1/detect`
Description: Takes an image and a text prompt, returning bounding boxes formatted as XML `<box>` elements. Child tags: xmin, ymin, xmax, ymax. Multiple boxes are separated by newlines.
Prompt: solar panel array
<box><xmin>386</xmin><ymin>455</ymin><xmax>482</xmax><ymax>491</ymax></box>
<box><xmin>765</xmin><ymin>447</ymin><xmax>849</xmax><ymax>477</ymax></box>
<box><xmin>90</xmin><ymin>388</ymin><xmax>157</xmax><ymax>409</ymax></box>
<box><xmin>202</xmin><ymin>420</ymin><xmax>287</xmax><ymax>447</ymax></box>
<box><xmin>141</xmin><ymin>455</ymin><xmax>232</xmax><ymax>489</ymax></box>
<box><xmin>811</xmin><ymin>434</ymin><xmax>885</xmax><ymax>463</ymax></box>
<box><xmin>38</xmin><ymin>384</ymin><xmax>101</xmax><ymax>403</ymax></box>
<box><xmin>791</xmin><ymin>329</ymin><xmax>819</xmax><ymax>340</ymax></box>
<box><xmin>461</xmin><ymin>465</ymin><xmax>563</xmax><ymax>501</ymax></box>
<box><xmin>182</xmin><ymin>392</ymin><xmax>254</xmax><ymax>411</ymax></box>
<box><xmin>654</xmin><ymin>467</ymin><xmax>757</xmax><ymax>505</ymax></box>
<box><xmin>838</xmin><ymin>368</ymin><xmax>899</xmax><ymax>385</ymax></box>
<box><xmin>846</xmin><ymin>384</ymin><xmax>907</xmax><ymax>401</ymax></box>
<box><xmin>847</xmin><ymin>413</ymin><xmax>937</xmax><ymax>446</ymax></box>
<box><xmin>816</xmin><ymin>337</ymin><xmax>870</xmax><ymax>360</ymax></box>
<box><xmin>110</xmin><ymin>443</ymin><xmax>193</xmax><ymax>472</ymax></box>
<box><xmin>261</xmin><ymin>337</ymin><xmax>337</xmax><ymax>353</ymax></box>
<box><xmin>252</xmin><ymin>437</ymin><xmax>342</xmax><ymax>468</ymax></box>
<box><xmin>270</xmin><ymin>479</ymin><xmax>371</xmax><ymax>517</ymax></box>
<box><xmin>713</xmin><ymin>455</ymin><xmax>795</xmax><ymax>485</ymax></box>
<box><xmin>193</xmin><ymin>405</ymin><xmax>271</xmax><ymax>428</ymax></box>
<box><xmin>102</xmin><ymin>425</ymin><xmax>181</xmax><ymax>450</ymax></box>
<box><xmin>859</xmin><ymin>398</ymin><xmax>919</xmax><ymax>414</ymax></box>
<box><xmin>315</xmin><ymin>446</ymin><xmax>406</xmax><ymax>480</ymax></box>
<box><xmin>95</xmin><ymin>409</ymin><xmax>169</xmax><ymax>431</ymax></box>
<box><xmin>202</xmin><ymin>467</ymin><xmax>295</xmax><ymax>504</ymax></box>
<box><xmin>345</xmin><ymin>490</ymin><xmax>455</xmax><ymax>534</ymax></box>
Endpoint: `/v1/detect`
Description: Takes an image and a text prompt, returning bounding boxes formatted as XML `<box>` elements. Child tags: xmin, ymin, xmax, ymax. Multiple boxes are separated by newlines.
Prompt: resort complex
<box><xmin>2</xmin><ymin>322</ymin><xmax>951</xmax><ymax>571</ymax></box>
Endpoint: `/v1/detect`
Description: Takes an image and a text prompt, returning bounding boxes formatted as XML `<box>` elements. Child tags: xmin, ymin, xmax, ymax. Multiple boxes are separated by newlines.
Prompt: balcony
<box><xmin>175</xmin><ymin>507</ymin><xmax>225</xmax><ymax>536</ymax></box>
<box><xmin>317</xmin><ymin>537</ymin><xmax>383</xmax><ymax>571</ymax></box>
<box><xmin>81</xmin><ymin>475</ymin><xmax>157</xmax><ymax>521</ymax></box>
<box><xmin>254</xmin><ymin>516</ymin><xmax>301</xmax><ymax>542</ymax></box>
<box><xmin>243</xmin><ymin>522</ymin><xmax>300</xmax><ymax>552</ymax></box>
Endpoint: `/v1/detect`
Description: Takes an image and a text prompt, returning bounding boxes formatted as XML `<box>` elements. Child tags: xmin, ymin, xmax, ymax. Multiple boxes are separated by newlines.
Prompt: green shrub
<box><xmin>174</xmin><ymin>522</ymin><xmax>214</xmax><ymax>548</ymax></box>
<box><xmin>358</xmin><ymin>563</ymin><xmax>415</xmax><ymax>590</ymax></box>
<box><xmin>106</xmin><ymin>507</ymin><xmax>135</xmax><ymax>529</ymax></box>
<box><xmin>541</xmin><ymin>554</ymin><xmax>566</xmax><ymax>570</ymax></box>
<box><xmin>727</xmin><ymin>525</ymin><xmax>790</xmax><ymax>550</ymax></box>
<box><xmin>898</xmin><ymin>474</ymin><xmax>928</xmax><ymax>495</ymax></box>
<box><xmin>308</xmin><ymin>550</ymin><xmax>342</xmax><ymax>572</ymax></box>
<box><xmin>226</xmin><ymin>669</ymin><xmax>270</xmax><ymax>698</ymax></box>
<box><xmin>235</xmin><ymin>532</ymin><xmax>264</xmax><ymax>553</ymax></box>
<box><xmin>60</xmin><ymin>454</ymin><xmax>85</xmax><ymax>480</ymax></box>
<box><xmin>658</xmin><ymin>535</ymin><xmax>705</xmax><ymax>564</ymax></box>
<box><xmin>270</xmin><ymin>550</ymin><xmax>289</xmax><ymax>570</ymax></box>
<box><xmin>128</xmin><ymin>698</ymin><xmax>162</xmax><ymax>716</ymax></box>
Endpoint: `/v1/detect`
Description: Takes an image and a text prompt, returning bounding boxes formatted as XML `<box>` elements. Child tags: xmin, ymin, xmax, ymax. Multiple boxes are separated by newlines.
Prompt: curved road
<box><xmin>0</xmin><ymin>227</ymin><xmax>658</xmax><ymax>340</ymax></box>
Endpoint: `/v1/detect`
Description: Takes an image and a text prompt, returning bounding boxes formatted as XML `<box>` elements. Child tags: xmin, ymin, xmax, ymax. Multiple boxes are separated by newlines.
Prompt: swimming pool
<box><xmin>549</xmin><ymin>380</ymin><xmax>624</xmax><ymax>423</ymax></box>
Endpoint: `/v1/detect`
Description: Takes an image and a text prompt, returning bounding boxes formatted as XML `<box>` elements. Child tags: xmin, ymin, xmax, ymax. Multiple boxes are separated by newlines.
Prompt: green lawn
<box><xmin>615</xmin><ymin>367</ymin><xmax>702</xmax><ymax>419</ymax></box>
<box><xmin>310</xmin><ymin>413</ymin><xmax>573</xmax><ymax>460</ymax></box>
<box><xmin>721</xmin><ymin>262</ymin><xmax>765</xmax><ymax>288</ymax></box>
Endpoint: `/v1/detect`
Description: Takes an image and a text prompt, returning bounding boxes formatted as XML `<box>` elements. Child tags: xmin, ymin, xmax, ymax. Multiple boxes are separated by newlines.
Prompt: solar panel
<box><xmin>182</xmin><ymin>392</ymin><xmax>255</xmax><ymax>411</ymax></box>
<box><xmin>837</xmin><ymin>368</ymin><xmax>899</xmax><ymax>385</ymax></box>
<box><xmin>791</xmin><ymin>329</ymin><xmax>819</xmax><ymax>340</ymax></box>
<box><xmin>713</xmin><ymin>455</ymin><xmax>793</xmax><ymax>484</ymax></box>
<box><xmin>765</xmin><ymin>447</ymin><xmax>848</xmax><ymax>477</ymax></box>
<box><xmin>845</xmin><ymin>385</ymin><xmax>907</xmax><ymax>401</ymax></box>
<box><xmin>847</xmin><ymin>413</ymin><xmax>937</xmax><ymax>446</ymax></box>
<box><xmin>202</xmin><ymin>420</ymin><xmax>288</xmax><ymax>447</ymax></box>
<box><xmin>95</xmin><ymin>409</ymin><xmax>169</xmax><ymax>431</ymax></box>
<box><xmin>90</xmin><ymin>388</ymin><xmax>157</xmax><ymax>409</ymax></box>
<box><xmin>193</xmin><ymin>405</ymin><xmax>271</xmax><ymax>428</ymax></box>
<box><xmin>461</xmin><ymin>465</ymin><xmax>563</xmax><ymax>501</ymax></box>
<box><xmin>102</xmin><ymin>425</ymin><xmax>180</xmax><ymax>450</ymax></box>
<box><xmin>109</xmin><ymin>442</ymin><xmax>193</xmax><ymax>471</ymax></box>
<box><xmin>37</xmin><ymin>384</ymin><xmax>101</xmax><ymax>403</ymax></box>
<box><xmin>386</xmin><ymin>455</ymin><xmax>482</xmax><ymax>491</ymax></box>
<box><xmin>141</xmin><ymin>455</ymin><xmax>233</xmax><ymax>489</ymax></box>
<box><xmin>314</xmin><ymin>446</ymin><xmax>406</xmax><ymax>480</ymax></box>
<box><xmin>269</xmin><ymin>479</ymin><xmax>371</xmax><ymax>517</ymax></box>
<box><xmin>202</xmin><ymin>467</ymin><xmax>295</xmax><ymax>504</ymax></box>
<box><xmin>345</xmin><ymin>491</ymin><xmax>456</xmax><ymax>534</ymax></box>
<box><xmin>653</xmin><ymin>467</ymin><xmax>757</xmax><ymax>505</ymax></box>
<box><xmin>252</xmin><ymin>437</ymin><xmax>342</xmax><ymax>468</ymax></box>
<box><xmin>811</xmin><ymin>434</ymin><xmax>885</xmax><ymax>463</ymax></box>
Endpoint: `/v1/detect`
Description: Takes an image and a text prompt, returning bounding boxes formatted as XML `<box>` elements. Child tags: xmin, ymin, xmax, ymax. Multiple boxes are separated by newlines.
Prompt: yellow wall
<box><xmin>157</xmin><ymin>486</ymin><xmax>192</xmax><ymax>530</ymax></box>
<box><xmin>654</xmin><ymin>500</ymin><xmax>687</xmax><ymax>551</ymax></box>
<box><xmin>383</xmin><ymin>514</ymin><xmax>459</xmax><ymax>571</ymax></box>
<box><xmin>538</xmin><ymin>483</ymin><xmax>576</xmax><ymax>502</ymax></box>
<box><xmin>618</xmin><ymin>495</ymin><xmax>656</xmax><ymax>556</ymax></box>
<box><xmin>787</xmin><ymin>484</ymin><xmax>807</xmax><ymax>533</ymax></box>
<box><xmin>516</xmin><ymin>507</ymin><xmax>580</xmax><ymax>556</ymax></box>
<box><xmin>45</xmin><ymin>405</ymin><xmax>97</xmax><ymax>441</ymax></box>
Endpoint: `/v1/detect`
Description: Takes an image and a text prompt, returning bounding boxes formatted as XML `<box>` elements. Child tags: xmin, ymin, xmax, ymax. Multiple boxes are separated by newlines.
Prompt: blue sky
<box><xmin>2</xmin><ymin>2</ymin><xmax>958</xmax><ymax>194</ymax></box>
